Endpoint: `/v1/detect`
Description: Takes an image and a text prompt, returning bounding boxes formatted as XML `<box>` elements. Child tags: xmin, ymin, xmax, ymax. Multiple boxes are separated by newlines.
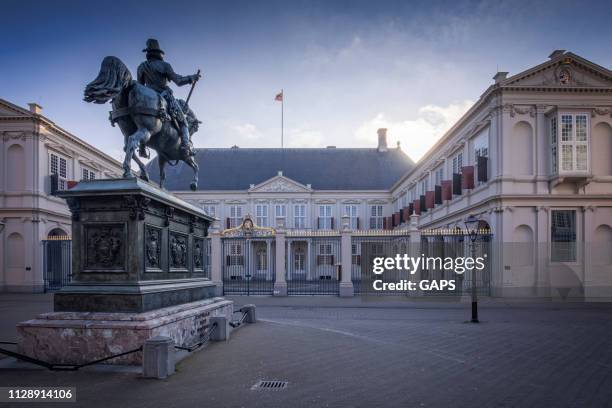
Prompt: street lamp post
<box><xmin>464</xmin><ymin>214</ymin><xmax>480</xmax><ymax>323</ymax></box>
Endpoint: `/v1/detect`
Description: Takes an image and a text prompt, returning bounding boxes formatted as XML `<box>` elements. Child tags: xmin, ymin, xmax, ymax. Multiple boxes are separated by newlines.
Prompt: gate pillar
<box><xmin>409</xmin><ymin>213</ymin><xmax>422</xmax><ymax>292</ymax></box>
<box><xmin>273</xmin><ymin>217</ymin><xmax>287</xmax><ymax>296</ymax></box>
<box><xmin>339</xmin><ymin>215</ymin><xmax>354</xmax><ymax>297</ymax></box>
<box><xmin>210</xmin><ymin>221</ymin><xmax>223</xmax><ymax>296</ymax></box>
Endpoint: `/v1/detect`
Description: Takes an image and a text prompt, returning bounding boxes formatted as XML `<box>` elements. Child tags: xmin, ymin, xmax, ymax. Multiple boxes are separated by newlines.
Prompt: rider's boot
<box><xmin>179</xmin><ymin>124</ymin><xmax>193</xmax><ymax>158</ymax></box>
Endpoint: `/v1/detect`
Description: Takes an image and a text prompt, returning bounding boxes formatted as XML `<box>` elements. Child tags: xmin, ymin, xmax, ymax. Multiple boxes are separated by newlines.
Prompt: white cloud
<box><xmin>232</xmin><ymin>123</ymin><xmax>261</xmax><ymax>140</ymax></box>
<box><xmin>354</xmin><ymin>100</ymin><xmax>474</xmax><ymax>161</ymax></box>
<box><xmin>286</xmin><ymin>128</ymin><xmax>323</xmax><ymax>148</ymax></box>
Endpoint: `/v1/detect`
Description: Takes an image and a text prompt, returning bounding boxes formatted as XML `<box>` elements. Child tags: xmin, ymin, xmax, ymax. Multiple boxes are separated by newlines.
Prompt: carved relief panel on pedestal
<box><xmin>169</xmin><ymin>232</ymin><xmax>188</xmax><ymax>270</ymax></box>
<box><xmin>145</xmin><ymin>226</ymin><xmax>162</xmax><ymax>270</ymax></box>
<box><xmin>84</xmin><ymin>224</ymin><xmax>126</xmax><ymax>271</ymax></box>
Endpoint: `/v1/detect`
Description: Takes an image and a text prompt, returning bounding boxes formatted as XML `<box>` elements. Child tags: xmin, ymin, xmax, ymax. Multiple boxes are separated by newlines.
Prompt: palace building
<box><xmin>0</xmin><ymin>99</ymin><xmax>123</xmax><ymax>292</ymax></box>
<box><xmin>2</xmin><ymin>50</ymin><xmax>611</xmax><ymax>297</ymax></box>
<box><xmin>148</xmin><ymin>50</ymin><xmax>612</xmax><ymax>298</ymax></box>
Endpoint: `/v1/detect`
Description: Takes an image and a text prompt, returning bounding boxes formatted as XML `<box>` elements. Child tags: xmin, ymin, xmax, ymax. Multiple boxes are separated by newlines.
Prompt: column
<box><xmin>339</xmin><ymin>215</ymin><xmax>354</xmax><ymax>297</ymax></box>
<box><xmin>266</xmin><ymin>239</ymin><xmax>271</xmax><ymax>281</ymax></box>
<box><xmin>535</xmin><ymin>207</ymin><xmax>549</xmax><ymax>297</ymax></box>
<box><xmin>273</xmin><ymin>217</ymin><xmax>287</xmax><ymax>296</ymax></box>
<box><xmin>307</xmin><ymin>238</ymin><xmax>312</xmax><ymax>280</ymax></box>
<box><xmin>583</xmin><ymin>206</ymin><xmax>593</xmax><ymax>299</ymax></box>
<box><xmin>409</xmin><ymin>213</ymin><xmax>422</xmax><ymax>291</ymax></box>
<box><xmin>210</xmin><ymin>220</ymin><xmax>223</xmax><ymax>296</ymax></box>
<box><xmin>535</xmin><ymin>104</ymin><xmax>549</xmax><ymax>194</ymax></box>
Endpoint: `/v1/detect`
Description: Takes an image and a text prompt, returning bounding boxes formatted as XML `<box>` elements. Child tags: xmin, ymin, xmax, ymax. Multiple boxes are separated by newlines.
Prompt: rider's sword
<box><xmin>185</xmin><ymin>69</ymin><xmax>201</xmax><ymax>106</ymax></box>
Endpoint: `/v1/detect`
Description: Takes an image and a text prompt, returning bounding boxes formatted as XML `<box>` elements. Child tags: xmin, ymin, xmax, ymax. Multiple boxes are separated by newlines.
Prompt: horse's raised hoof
<box><xmin>190</xmin><ymin>182</ymin><xmax>198</xmax><ymax>191</ymax></box>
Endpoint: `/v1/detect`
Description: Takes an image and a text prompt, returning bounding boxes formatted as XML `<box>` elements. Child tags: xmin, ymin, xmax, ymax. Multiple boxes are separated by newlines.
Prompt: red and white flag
<box><xmin>275</xmin><ymin>91</ymin><xmax>283</xmax><ymax>102</ymax></box>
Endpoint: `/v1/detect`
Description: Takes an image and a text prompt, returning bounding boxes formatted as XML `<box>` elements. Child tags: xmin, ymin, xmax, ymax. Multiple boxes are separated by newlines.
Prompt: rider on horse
<box><xmin>137</xmin><ymin>39</ymin><xmax>200</xmax><ymax>158</ymax></box>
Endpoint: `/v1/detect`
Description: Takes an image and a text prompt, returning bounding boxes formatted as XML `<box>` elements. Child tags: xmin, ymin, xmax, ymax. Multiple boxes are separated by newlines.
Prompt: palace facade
<box><xmin>152</xmin><ymin>50</ymin><xmax>612</xmax><ymax>298</ymax></box>
<box><xmin>2</xmin><ymin>50</ymin><xmax>611</xmax><ymax>297</ymax></box>
<box><xmin>0</xmin><ymin>99</ymin><xmax>123</xmax><ymax>292</ymax></box>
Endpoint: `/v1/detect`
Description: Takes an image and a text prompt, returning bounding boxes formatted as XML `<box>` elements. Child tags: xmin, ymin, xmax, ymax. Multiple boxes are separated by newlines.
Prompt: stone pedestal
<box><xmin>16</xmin><ymin>178</ymin><xmax>232</xmax><ymax>365</ymax></box>
<box><xmin>18</xmin><ymin>298</ymin><xmax>233</xmax><ymax>365</ymax></box>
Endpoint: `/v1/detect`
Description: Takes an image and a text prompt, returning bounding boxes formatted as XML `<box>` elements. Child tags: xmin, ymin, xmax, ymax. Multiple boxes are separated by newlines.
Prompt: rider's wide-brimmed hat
<box><xmin>142</xmin><ymin>38</ymin><xmax>164</xmax><ymax>55</ymax></box>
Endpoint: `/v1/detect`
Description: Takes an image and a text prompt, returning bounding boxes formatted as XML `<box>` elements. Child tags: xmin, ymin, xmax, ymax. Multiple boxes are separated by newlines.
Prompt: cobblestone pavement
<box><xmin>0</xmin><ymin>294</ymin><xmax>611</xmax><ymax>407</ymax></box>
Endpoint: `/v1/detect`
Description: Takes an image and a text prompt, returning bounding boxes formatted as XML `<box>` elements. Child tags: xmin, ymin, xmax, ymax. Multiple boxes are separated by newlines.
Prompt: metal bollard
<box><xmin>241</xmin><ymin>304</ymin><xmax>257</xmax><ymax>323</ymax></box>
<box><xmin>143</xmin><ymin>336</ymin><xmax>175</xmax><ymax>379</ymax></box>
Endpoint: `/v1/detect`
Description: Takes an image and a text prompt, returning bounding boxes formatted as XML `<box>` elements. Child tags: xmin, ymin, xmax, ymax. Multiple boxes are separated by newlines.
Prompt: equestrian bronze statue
<box><xmin>83</xmin><ymin>38</ymin><xmax>202</xmax><ymax>190</ymax></box>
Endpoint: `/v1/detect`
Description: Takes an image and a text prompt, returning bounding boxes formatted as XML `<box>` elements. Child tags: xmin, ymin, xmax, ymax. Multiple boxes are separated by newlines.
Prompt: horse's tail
<box><xmin>84</xmin><ymin>56</ymin><xmax>133</xmax><ymax>104</ymax></box>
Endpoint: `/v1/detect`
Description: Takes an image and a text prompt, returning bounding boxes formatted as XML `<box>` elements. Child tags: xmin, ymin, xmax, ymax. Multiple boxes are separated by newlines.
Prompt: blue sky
<box><xmin>2</xmin><ymin>0</ymin><xmax>612</xmax><ymax>162</ymax></box>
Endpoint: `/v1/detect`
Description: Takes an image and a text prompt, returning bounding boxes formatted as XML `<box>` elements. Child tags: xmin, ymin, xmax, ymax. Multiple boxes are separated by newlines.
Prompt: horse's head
<box><xmin>178</xmin><ymin>99</ymin><xmax>202</xmax><ymax>135</ymax></box>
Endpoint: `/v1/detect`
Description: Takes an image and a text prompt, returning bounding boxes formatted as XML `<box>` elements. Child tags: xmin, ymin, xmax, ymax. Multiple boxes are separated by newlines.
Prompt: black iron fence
<box><xmin>42</xmin><ymin>238</ymin><xmax>72</xmax><ymax>291</ymax></box>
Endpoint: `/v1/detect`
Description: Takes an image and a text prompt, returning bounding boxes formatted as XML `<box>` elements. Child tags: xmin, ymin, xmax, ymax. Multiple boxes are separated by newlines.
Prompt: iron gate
<box><xmin>287</xmin><ymin>235</ymin><xmax>340</xmax><ymax>295</ymax></box>
<box><xmin>420</xmin><ymin>230</ymin><xmax>492</xmax><ymax>296</ymax></box>
<box><xmin>222</xmin><ymin>237</ymin><xmax>275</xmax><ymax>295</ymax></box>
<box><xmin>351</xmin><ymin>235</ymin><xmax>412</xmax><ymax>295</ymax></box>
<box><xmin>42</xmin><ymin>238</ymin><xmax>72</xmax><ymax>291</ymax></box>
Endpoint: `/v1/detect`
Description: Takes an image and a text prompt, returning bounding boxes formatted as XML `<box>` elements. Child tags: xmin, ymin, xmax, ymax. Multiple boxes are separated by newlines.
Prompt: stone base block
<box><xmin>273</xmin><ymin>282</ymin><xmax>287</xmax><ymax>296</ymax></box>
<box><xmin>339</xmin><ymin>282</ymin><xmax>354</xmax><ymax>297</ymax></box>
<box><xmin>17</xmin><ymin>297</ymin><xmax>233</xmax><ymax>366</ymax></box>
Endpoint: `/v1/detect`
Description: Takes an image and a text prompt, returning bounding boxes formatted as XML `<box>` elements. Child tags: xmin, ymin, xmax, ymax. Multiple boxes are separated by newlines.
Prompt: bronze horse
<box><xmin>84</xmin><ymin>56</ymin><xmax>201</xmax><ymax>190</ymax></box>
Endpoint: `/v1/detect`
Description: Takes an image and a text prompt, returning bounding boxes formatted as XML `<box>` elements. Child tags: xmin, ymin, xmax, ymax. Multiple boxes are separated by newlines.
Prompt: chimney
<box><xmin>549</xmin><ymin>50</ymin><xmax>565</xmax><ymax>60</ymax></box>
<box><xmin>377</xmin><ymin>128</ymin><xmax>388</xmax><ymax>152</ymax></box>
<box><xmin>493</xmin><ymin>72</ymin><xmax>508</xmax><ymax>84</ymax></box>
<box><xmin>28</xmin><ymin>103</ymin><xmax>43</xmax><ymax>114</ymax></box>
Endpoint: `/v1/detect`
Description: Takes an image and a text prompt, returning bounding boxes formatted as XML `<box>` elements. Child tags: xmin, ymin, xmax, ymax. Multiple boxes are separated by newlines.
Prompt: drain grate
<box><xmin>251</xmin><ymin>380</ymin><xmax>288</xmax><ymax>391</ymax></box>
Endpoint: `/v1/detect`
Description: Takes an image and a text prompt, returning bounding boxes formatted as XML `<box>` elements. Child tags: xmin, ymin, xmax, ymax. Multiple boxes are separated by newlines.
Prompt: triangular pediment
<box><xmin>501</xmin><ymin>52</ymin><xmax>612</xmax><ymax>88</ymax></box>
<box><xmin>249</xmin><ymin>175</ymin><xmax>312</xmax><ymax>193</ymax></box>
<box><xmin>0</xmin><ymin>99</ymin><xmax>32</xmax><ymax>117</ymax></box>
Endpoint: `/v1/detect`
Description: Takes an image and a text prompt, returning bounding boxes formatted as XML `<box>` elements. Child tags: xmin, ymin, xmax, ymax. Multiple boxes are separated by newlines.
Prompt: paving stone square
<box><xmin>0</xmin><ymin>294</ymin><xmax>611</xmax><ymax>408</ymax></box>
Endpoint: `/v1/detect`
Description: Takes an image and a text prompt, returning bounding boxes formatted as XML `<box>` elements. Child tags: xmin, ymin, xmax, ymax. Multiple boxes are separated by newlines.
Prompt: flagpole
<box><xmin>281</xmin><ymin>89</ymin><xmax>284</xmax><ymax>149</ymax></box>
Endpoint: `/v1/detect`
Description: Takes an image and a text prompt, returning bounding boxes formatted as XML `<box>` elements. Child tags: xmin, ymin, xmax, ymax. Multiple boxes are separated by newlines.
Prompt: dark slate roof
<box><xmin>145</xmin><ymin>147</ymin><xmax>414</xmax><ymax>191</ymax></box>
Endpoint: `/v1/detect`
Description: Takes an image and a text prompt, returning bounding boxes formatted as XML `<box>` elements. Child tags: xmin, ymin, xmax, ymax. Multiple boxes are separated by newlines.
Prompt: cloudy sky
<box><xmin>3</xmin><ymin>0</ymin><xmax>612</xmax><ymax>162</ymax></box>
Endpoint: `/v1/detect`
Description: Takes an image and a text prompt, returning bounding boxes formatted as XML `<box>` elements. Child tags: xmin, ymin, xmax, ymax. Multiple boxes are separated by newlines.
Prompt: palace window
<box><xmin>344</xmin><ymin>205</ymin><xmax>359</xmax><ymax>229</ymax></box>
<box><xmin>82</xmin><ymin>167</ymin><xmax>96</xmax><ymax>181</ymax></box>
<box><xmin>551</xmin><ymin>113</ymin><xmax>589</xmax><ymax>173</ymax></box>
<box><xmin>551</xmin><ymin>210</ymin><xmax>576</xmax><ymax>262</ymax></box>
<box><xmin>275</xmin><ymin>204</ymin><xmax>286</xmax><ymax>226</ymax></box>
<box><xmin>317</xmin><ymin>243</ymin><xmax>334</xmax><ymax>265</ymax></box>
<box><xmin>50</xmin><ymin>152</ymin><xmax>68</xmax><ymax>190</ymax></box>
<box><xmin>228</xmin><ymin>205</ymin><xmax>243</xmax><ymax>228</ymax></box>
<box><xmin>370</xmin><ymin>205</ymin><xmax>383</xmax><ymax>229</ymax></box>
<box><xmin>256</xmin><ymin>204</ymin><xmax>269</xmax><ymax>227</ymax></box>
<box><xmin>452</xmin><ymin>152</ymin><xmax>463</xmax><ymax>174</ymax></box>
<box><xmin>419</xmin><ymin>178</ymin><xmax>429</xmax><ymax>194</ymax></box>
<box><xmin>475</xmin><ymin>146</ymin><xmax>488</xmax><ymax>186</ymax></box>
<box><xmin>434</xmin><ymin>166</ymin><xmax>444</xmax><ymax>186</ymax></box>
<box><xmin>202</xmin><ymin>205</ymin><xmax>216</xmax><ymax>218</ymax></box>
<box><xmin>318</xmin><ymin>205</ymin><xmax>333</xmax><ymax>229</ymax></box>
<box><xmin>294</xmin><ymin>248</ymin><xmax>305</xmax><ymax>271</ymax></box>
<box><xmin>294</xmin><ymin>204</ymin><xmax>306</xmax><ymax>229</ymax></box>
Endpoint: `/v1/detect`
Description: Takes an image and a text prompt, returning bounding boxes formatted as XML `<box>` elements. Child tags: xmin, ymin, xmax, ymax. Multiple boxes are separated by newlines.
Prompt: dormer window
<box><xmin>551</xmin><ymin>113</ymin><xmax>589</xmax><ymax>174</ymax></box>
